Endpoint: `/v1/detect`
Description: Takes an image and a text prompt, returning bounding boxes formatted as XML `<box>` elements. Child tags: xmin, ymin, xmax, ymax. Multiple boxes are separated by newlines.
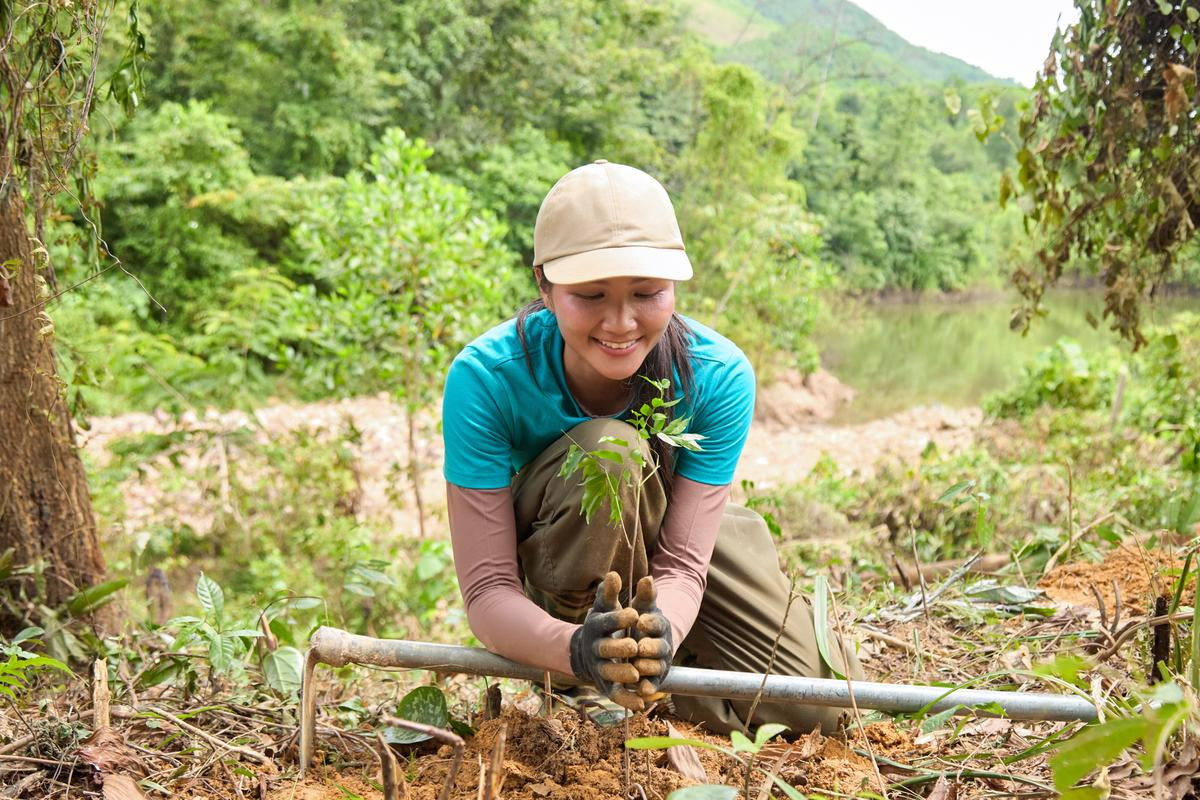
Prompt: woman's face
<box><xmin>541</xmin><ymin>275</ymin><xmax>676</xmax><ymax>395</ymax></box>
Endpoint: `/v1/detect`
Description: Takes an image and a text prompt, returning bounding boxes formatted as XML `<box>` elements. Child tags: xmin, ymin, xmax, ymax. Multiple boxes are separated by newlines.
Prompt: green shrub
<box><xmin>984</xmin><ymin>338</ymin><xmax>1121</xmax><ymax>419</ymax></box>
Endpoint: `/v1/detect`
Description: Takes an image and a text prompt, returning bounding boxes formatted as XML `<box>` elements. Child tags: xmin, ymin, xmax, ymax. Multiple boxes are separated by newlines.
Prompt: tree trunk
<box><xmin>0</xmin><ymin>188</ymin><xmax>107</xmax><ymax>630</ymax></box>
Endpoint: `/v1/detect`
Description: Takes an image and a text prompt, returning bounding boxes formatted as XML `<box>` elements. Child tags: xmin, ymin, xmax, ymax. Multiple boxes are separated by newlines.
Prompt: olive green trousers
<box><xmin>512</xmin><ymin>419</ymin><xmax>862</xmax><ymax>734</ymax></box>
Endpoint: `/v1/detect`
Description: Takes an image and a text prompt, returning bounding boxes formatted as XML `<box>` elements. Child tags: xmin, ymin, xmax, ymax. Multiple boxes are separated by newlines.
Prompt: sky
<box><xmin>846</xmin><ymin>0</ymin><xmax>1081</xmax><ymax>85</ymax></box>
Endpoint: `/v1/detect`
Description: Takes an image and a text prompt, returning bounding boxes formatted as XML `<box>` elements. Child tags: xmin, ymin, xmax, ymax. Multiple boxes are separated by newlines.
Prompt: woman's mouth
<box><xmin>594</xmin><ymin>337</ymin><xmax>641</xmax><ymax>353</ymax></box>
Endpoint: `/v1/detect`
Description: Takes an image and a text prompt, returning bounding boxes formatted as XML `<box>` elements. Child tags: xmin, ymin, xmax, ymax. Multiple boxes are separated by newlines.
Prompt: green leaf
<box><xmin>206</xmin><ymin>630</ymin><xmax>236</xmax><ymax>673</ymax></box>
<box><xmin>999</xmin><ymin>171</ymin><xmax>1014</xmax><ymax>209</ymax></box>
<box><xmin>598</xmin><ymin>435</ymin><xmax>628</xmax><ymax>448</ymax></box>
<box><xmin>1157</xmin><ymin>0</ymin><xmax>1174</xmax><ymax>13</ymax></box>
<box><xmin>12</xmin><ymin>627</ymin><xmax>44</xmax><ymax>645</ymax></box>
<box><xmin>559</xmin><ymin>445</ymin><xmax>586</xmax><ymax>479</ymax></box>
<box><xmin>768</xmin><ymin>776</ymin><xmax>808</xmax><ymax>800</ymax></box>
<box><xmin>263</xmin><ymin>646</ymin><xmax>304</xmax><ymax>694</ymax></box>
<box><xmin>224</xmin><ymin>629</ymin><xmax>264</xmax><ymax>639</ymax></box>
<box><xmin>1058</xmin><ymin>789</ymin><xmax>1107</xmax><ymax>800</ymax></box>
<box><xmin>667</xmin><ymin>786</ymin><xmax>738</xmax><ymax>800</ymax></box>
<box><xmin>196</xmin><ymin>573</ymin><xmax>224</xmax><ymax>624</ymax></box>
<box><xmin>730</xmin><ymin>730</ymin><xmax>755</xmax><ymax>754</ymax></box>
<box><xmin>66</xmin><ymin>578</ymin><xmax>129</xmax><ymax>616</ymax></box>
<box><xmin>350</xmin><ymin>565</ymin><xmax>398</xmax><ymax>586</ymax></box>
<box><xmin>943</xmin><ymin>88</ymin><xmax>962</xmax><ymax>116</ymax></box>
<box><xmin>592</xmin><ymin>449</ymin><xmax>625</xmax><ymax>464</ymax></box>
<box><xmin>812</xmin><ymin>575</ymin><xmax>845</xmax><ymax>680</ymax></box>
<box><xmin>1188</xmin><ymin>6</ymin><xmax>1199</xmax><ymax>22</ymax></box>
<box><xmin>920</xmin><ymin>706</ymin><xmax>958</xmax><ymax>734</ymax></box>
<box><xmin>625</xmin><ymin>736</ymin><xmax>732</xmax><ymax>756</ymax></box>
<box><xmin>754</xmin><ymin>723</ymin><xmax>789</xmax><ymax>747</ymax></box>
<box><xmin>1050</xmin><ymin>718</ymin><xmax>1145</xmax><ymax>790</ymax></box>
<box><xmin>936</xmin><ymin>480</ymin><xmax>975</xmax><ymax>504</ymax></box>
<box><xmin>382</xmin><ymin>686</ymin><xmax>450</xmax><ymax>744</ymax></box>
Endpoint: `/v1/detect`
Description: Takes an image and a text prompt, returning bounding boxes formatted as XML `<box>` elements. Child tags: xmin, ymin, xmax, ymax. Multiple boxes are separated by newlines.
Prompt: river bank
<box><xmin>813</xmin><ymin>288</ymin><xmax>1199</xmax><ymax>422</ymax></box>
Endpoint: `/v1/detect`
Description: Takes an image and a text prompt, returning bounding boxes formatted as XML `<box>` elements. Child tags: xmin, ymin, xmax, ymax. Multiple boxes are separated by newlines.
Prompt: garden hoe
<box><xmin>298</xmin><ymin>625</ymin><xmax>1097</xmax><ymax>772</ymax></box>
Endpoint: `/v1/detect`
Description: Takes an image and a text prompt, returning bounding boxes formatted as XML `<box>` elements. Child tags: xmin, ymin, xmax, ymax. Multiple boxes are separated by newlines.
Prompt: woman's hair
<box><xmin>515</xmin><ymin>269</ymin><xmax>695</xmax><ymax>480</ymax></box>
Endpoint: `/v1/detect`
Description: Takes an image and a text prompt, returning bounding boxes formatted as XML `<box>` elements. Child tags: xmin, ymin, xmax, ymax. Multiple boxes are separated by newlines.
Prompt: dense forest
<box><xmin>35</xmin><ymin>0</ymin><xmax>1045</xmax><ymax>418</ymax></box>
<box><xmin>2</xmin><ymin>1</ymin><xmax>1200</xmax><ymax>798</ymax></box>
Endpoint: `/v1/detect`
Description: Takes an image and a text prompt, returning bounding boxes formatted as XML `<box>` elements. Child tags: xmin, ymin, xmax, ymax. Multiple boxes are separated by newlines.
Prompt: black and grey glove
<box><xmin>568</xmin><ymin>571</ymin><xmax>643</xmax><ymax>710</ymax></box>
<box><xmin>631</xmin><ymin>575</ymin><xmax>673</xmax><ymax>701</ymax></box>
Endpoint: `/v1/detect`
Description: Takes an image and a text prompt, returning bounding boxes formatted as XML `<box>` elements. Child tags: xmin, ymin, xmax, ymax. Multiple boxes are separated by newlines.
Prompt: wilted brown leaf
<box><xmin>927</xmin><ymin>775</ymin><xmax>958</xmax><ymax>800</ymax></box>
<box><xmin>1163</xmin><ymin>64</ymin><xmax>1195</xmax><ymax>122</ymax></box>
<box><xmin>102</xmin><ymin>774</ymin><xmax>149</xmax><ymax>800</ymax></box>
<box><xmin>664</xmin><ymin>722</ymin><xmax>707</xmax><ymax>782</ymax></box>
<box><xmin>959</xmin><ymin>718</ymin><xmax>1012</xmax><ymax>738</ymax></box>
<box><xmin>79</xmin><ymin>727</ymin><xmax>144</xmax><ymax>777</ymax></box>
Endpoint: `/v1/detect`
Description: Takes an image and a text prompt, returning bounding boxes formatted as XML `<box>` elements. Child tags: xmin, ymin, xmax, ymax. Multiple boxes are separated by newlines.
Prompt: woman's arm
<box><xmin>649</xmin><ymin>476</ymin><xmax>730</xmax><ymax>648</ymax></box>
<box><xmin>446</xmin><ymin>482</ymin><xmax>577</xmax><ymax>675</ymax></box>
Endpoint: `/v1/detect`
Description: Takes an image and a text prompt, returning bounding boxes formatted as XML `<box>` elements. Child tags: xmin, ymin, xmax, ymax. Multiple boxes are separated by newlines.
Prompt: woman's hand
<box><xmin>568</xmin><ymin>572</ymin><xmax>644</xmax><ymax>710</ymax></box>
<box><xmin>631</xmin><ymin>576</ymin><xmax>673</xmax><ymax>700</ymax></box>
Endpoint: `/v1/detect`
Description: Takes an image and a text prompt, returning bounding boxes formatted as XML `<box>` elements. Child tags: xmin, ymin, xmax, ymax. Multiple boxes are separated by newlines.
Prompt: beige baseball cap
<box><xmin>532</xmin><ymin>160</ymin><xmax>693</xmax><ymax>284</ymax></box>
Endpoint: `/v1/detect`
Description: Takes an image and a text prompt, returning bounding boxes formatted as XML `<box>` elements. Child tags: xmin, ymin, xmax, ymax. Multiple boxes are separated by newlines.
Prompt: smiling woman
<box><xmin>539</xmin><ymin>275</ymin><xmax>677</xmax><ymax>413</ymax></box>
<box><xmin>439</xmin><ymin>160</ymin><xmax>861</xmax><ymax>734</ymax></box>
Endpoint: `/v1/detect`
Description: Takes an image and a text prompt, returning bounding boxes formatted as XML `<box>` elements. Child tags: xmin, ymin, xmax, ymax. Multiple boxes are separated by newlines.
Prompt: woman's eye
<box><xmin>636</xmin><ymin>291</ymin><xmax>664</xmax><ymax>300</ymax></box>
<box><xmin>573</xmin><ymin>293</ymin><xmax>602</xmax><ymax>301</ymax></box>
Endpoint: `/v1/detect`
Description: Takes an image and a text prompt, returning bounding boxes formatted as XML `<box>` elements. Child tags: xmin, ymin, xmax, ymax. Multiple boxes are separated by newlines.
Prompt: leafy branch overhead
<box><xmin>1007</xmin><ymin>0</ymin><xmax>1199</xmax><ymax>346</ymax></box>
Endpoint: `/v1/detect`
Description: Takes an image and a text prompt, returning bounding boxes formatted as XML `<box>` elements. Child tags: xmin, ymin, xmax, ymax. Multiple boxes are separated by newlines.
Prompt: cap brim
<box><xmin>541</xmin><ymin>246</ymin><xmax>692</xmax><ymax>285</ymax></box>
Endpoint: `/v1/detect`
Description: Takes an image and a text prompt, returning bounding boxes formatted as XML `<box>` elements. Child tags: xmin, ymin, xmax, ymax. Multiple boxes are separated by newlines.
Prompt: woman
<box><xmin>442</xmin><ymin>160</ymin><xmax>859</xmax><ymax>733</ymax></box>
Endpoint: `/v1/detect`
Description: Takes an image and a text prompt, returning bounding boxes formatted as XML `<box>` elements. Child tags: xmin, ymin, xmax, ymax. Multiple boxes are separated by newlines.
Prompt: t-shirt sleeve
<box><xmin>442</xmin><ymin>353</ymin><xmax>515</xmax><ymax>490</ymax></box>
<box><xmin>674</xmin><ymin>353</ymin><xmax>755</xmax><ymax>486</ymax></box>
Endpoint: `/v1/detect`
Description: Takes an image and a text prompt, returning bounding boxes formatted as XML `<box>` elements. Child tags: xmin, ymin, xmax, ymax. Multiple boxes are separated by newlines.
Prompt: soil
<box><xmin>1038</xmin><ymin>541</ymin><xmax>1191</xmax><ymax>615</ymax></box>
<box><xmin>267</xmin><ymin>709</ymin><xmax>906</xmax><ymax>800</ymax></box>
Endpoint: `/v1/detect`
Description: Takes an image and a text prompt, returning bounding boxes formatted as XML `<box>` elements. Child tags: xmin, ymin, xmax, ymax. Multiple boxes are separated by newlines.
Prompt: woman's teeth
<box><xmin>597</xmin><ymin>339</ymin><xmax>637</xmax><ymax>350</ymax></box>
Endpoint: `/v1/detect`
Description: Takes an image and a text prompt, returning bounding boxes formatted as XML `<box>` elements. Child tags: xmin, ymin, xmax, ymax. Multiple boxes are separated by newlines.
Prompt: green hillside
<box><xmin>684</xmin><ymin>0</ymin><xmax>1005</xmax><ymax>86</ymax></box>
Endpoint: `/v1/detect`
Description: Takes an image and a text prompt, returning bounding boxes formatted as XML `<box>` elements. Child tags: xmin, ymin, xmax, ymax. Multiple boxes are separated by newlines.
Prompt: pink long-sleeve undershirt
<box><xmin>446</xmin><ymin>477</ymin><xmax>730</xmax><ymax>676</ymax></box>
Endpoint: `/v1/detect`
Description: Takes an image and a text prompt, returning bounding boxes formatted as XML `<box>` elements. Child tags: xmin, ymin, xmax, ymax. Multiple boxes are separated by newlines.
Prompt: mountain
<box><xmin>683</xmin><ymin>0</ymin><xmax>1008</xmax><ymax>88</ymax></box>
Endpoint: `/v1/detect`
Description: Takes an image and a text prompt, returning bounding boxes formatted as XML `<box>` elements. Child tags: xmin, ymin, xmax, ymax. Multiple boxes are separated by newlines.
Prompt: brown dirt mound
<box><xmin>755</xmin><ymin>368</ymin><xmax>855</xmax><ymax>425</ymax></box>
<box><xmin>1038</xmin><ymin>541</ymin><xmax>1190</xmax><ymax>615</ymax></box>
<box><xmin>274</xmin><ymin>709</ymin><xmax>906</xmax><ymax>800</ymax></box>
<box><xmin>404</xmin><ymin>709</ymin><xmax>736</xmax><ymax>800</ymax></box>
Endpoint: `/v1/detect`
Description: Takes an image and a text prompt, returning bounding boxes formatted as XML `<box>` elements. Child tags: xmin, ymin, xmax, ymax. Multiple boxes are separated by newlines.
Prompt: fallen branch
<box><xmin>1093</xmin><ymin>610</ymin><xmax>1194</xmax><ymax>662</ymax></box>
<box><xmin>860</xmin><ymin>628</ymin><xmax>919</xmax><ymax>655</ymax></box>
<box><xmin>140</xmin><ymin>706</ymin><xmax>273</xmax><ymax>768</ymax></box>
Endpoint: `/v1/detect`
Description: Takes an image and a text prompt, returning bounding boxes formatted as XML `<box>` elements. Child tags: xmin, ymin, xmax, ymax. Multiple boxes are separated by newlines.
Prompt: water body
<box><xmin>815</xmin><ymin>290</ymin><xmax>1199</xmax><ymax>423</ymax></box>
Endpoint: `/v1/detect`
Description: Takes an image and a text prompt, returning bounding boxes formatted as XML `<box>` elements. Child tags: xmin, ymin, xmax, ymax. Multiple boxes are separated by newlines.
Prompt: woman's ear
<box><xmin>534</xmin><ymin>267</ymin><xmax>554</xmax><ymax>312</ymax></box>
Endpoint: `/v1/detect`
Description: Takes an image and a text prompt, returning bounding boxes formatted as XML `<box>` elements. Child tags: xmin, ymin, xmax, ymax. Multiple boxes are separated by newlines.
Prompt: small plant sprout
<box><xmin>166</xmin><ymin>573</ymin><xmax>262</xmax><ymax>678</ymax></box>
<box><xmin>559</xmin><ymin>376</ymin><xmax>704</xmax><ymax>528</ymax></box>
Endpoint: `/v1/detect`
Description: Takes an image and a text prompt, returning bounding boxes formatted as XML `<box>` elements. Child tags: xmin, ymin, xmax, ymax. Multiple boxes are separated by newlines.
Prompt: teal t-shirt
<box><xmin>442</xmin><ymin>309</ymin><xmax>755</xmax><ymax>489</ymax></box>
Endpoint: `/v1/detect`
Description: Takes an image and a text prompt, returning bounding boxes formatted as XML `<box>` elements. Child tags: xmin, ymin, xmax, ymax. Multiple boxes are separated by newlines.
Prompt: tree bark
<box><xmin>0</xmin><ymin>187</ymin><xmax>108</xmax><ymax>630</ymax></box>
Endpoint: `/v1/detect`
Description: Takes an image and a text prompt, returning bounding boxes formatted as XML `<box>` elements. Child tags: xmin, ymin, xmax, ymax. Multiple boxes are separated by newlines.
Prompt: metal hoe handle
<box><xmin>299</xmin><ymin>626</ymin><xmax>1097</xmax><ymax>771</ymax></box>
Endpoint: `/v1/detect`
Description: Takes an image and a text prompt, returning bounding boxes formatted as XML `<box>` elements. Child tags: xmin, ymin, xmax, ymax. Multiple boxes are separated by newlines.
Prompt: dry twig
<box><xmin>141</xmin><ymin>706</ymin><xmax>273</xmax><ymax>768</ymax></box>
<box><xmin>379</xmin><ymin>715</ymin><xmax>463</xmax><ymax>800</ymax></box>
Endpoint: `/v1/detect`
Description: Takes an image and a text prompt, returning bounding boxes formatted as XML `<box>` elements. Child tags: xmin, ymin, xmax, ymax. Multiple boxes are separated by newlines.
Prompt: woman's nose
<box><xmin>602</xmin><ymin>300</ymin><xmax>636</xmax><ymax>333</ymax></box>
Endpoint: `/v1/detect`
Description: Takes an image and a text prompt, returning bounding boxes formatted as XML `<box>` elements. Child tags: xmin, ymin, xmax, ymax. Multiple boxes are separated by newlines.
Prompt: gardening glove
<box><xmin>630</xmin><ymin>575</ymin><xmax>673</xmax><ymax>701</ymax></box>
<box><xmin>568</xmin><ymin>571</ymin><xmax>644</xmax><ymax>711</ymax></box>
